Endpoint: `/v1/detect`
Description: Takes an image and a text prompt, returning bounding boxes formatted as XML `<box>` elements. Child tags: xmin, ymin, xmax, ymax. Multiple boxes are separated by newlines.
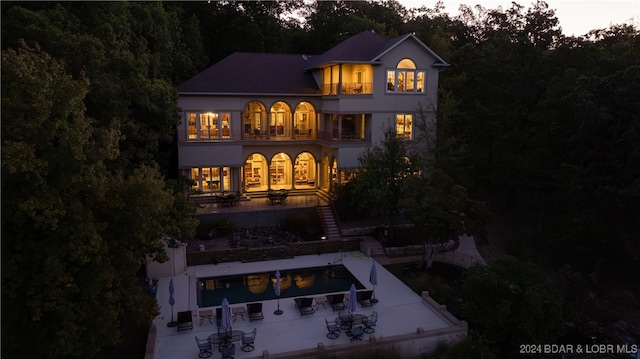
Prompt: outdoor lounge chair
<box><xmin>195</xmin><ymin>336</ymin><xmax>213</xmax><ymax>358</ymax></box>
<box><xmin>363</xmin><ymin>311</ymin><xmax>378</xmax><ymax>333</ymax></box>
<box><xmin>357</xmin><ymin>290</ymin><xmax>374</xmax><ymax>307</ymax></box>
<box><xmin>325</xmin><ymin>318</ymin><xmax>340</xmax><ymax>339</ymax></box>
<box><xmin>177</xmin><ymin>310</ymin><xmax>193</xmax><ymax>332</ymax></box>
<box><xmin>246</xmin><ymin>302</ymin><xmax>264</xmax><ymax>322</ymax></box>
<box><xmin>241</xmin><ymin>328</ymin><xmax>257</xmax><ymax>352</ymax></box>
<box><xmin>327</xmin><ymin>293</ymin><xmax>346</xmax><ymax>311</ymax></box>
<box><xmin>294</xmin><ymin>297</ymin><xmax>316</xmax><ymax>316</ymax></box>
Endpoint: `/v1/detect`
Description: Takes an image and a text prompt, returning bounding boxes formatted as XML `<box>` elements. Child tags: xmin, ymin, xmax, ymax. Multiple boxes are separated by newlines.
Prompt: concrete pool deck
<box><xmin>147</xmin><ymin>251</ymin><xmax>467</xmax><ymax>358</ymax></box>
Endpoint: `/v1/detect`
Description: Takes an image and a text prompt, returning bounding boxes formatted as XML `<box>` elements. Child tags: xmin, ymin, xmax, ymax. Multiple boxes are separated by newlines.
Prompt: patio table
<box><xmin>314</xmin><ymin>295</ymin><xmax>328</xmax><ymax>309</ymax></box>
<box><xmin>231</xmin><ymin>306</ymin><xmax>246</xmax><ymax>321</ymax></box>
<box><xmin>335</xmin><ymin>313</ymin><xmax>367</xmax><ymax>330</ymax></box>
<box><xmin>208</xmin><ymin>330</ymin><xmax>244</xmax><ymax>347</ymax></box>
<box><xmin>267</xmin><ymin>190</ymin><xmax>288</xmax><ymax>205</ymax></box>
<box><xmin>198</xmin><ymin>309</ymin><xmax>214</xmax><ymax>325</ymax></box>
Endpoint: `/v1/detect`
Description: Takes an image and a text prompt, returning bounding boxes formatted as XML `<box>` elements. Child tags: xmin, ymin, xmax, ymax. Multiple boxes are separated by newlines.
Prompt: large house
<box><xmin>177</xmin><ymin>30</ymin><xmax>448</xmax><ymax>197</ymax></box>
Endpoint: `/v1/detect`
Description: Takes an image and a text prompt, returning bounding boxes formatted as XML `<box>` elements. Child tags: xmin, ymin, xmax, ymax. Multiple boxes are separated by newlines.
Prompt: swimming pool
<box><xmin>197</xmin><ymin>264</ymin><xmax>365</xmax><ymax>307</ymax></box>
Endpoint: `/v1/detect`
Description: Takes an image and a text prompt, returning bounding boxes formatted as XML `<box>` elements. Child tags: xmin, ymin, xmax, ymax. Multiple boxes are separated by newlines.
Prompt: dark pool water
<box><xmin>198</xmin><ymin>264</ymin><xmax>365</xmax><ymax>307</ymax></box>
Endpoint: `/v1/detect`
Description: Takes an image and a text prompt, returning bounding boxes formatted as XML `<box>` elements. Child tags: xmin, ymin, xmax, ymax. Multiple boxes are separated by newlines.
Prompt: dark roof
<box><xmin>178</xmin><ymin>31</ymin><xmax>449</xmax><ymax>94</ymax></box>
<box><xmin>177</xmin><ymin>52</ymin><xmax>320</xmax><ymax>94</ymax></box>
<box><xmin>306</xmin><ymin>31</ymin><xmax>449</xmax><ymax>68</ymax></box>
<box><xmin>304</xmin><ymin>31</ymin><xmax>393</xmax><ymax>67</ymax></box>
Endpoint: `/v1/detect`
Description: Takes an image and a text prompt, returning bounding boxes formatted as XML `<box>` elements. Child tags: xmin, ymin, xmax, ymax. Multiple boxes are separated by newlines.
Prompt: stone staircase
<box><xmin>317</xmin><ymin>205</ymin><xmax>341</xmax><ymax>240</ymax></box>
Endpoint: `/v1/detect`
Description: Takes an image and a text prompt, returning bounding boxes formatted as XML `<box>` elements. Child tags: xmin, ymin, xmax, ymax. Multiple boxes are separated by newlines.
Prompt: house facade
<box><xmin>176</xmin><ymin>31</ymin><xmax>448</xmax><ymax>197</ymax></box>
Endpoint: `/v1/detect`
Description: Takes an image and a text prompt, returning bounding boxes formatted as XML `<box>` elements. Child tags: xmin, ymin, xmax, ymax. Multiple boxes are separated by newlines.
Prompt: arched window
<box><xmin>270</xmin><ymin>102</ymin><xmax>291</xmax><ymax>137</ymax></box>
<box><xmin>244</xmin><ymin>153</ymin><xmax>267</xmax><ymax>191</ymax></box>
<box><xmin>243</xmin><ymin>101</ymin><xmax>266</xmax><ymax>138</ymax></box>
<box><xmin>294</xmin><ymin>102</ymin><xmax>315</xmax><ymax>138</ymax></box>
<box><xmin>386</xmin><ymin>58</ymin><xmax>426</xmax><ymax>94</ymax></box>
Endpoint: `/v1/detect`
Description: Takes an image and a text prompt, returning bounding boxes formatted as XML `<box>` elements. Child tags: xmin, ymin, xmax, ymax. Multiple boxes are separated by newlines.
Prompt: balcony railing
<box><xmin>185</xmin><ymin>129</ymin><xmax>370</xmax><ymax>142</ymax></box>
<box><xmin>321</xmin><ymin>82</ymin><xmax>372</xmax><ymax>95</ymax></box>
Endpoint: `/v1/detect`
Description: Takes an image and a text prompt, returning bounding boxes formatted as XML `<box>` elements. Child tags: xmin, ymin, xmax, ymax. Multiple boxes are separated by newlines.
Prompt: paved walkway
<box><xmin>363</xmin><ymin>235</ymin><xmax>486</xmax><ymax>268</ymax></box>
<box><xmin>148</xmin><ymin>252</ymin><xmax>467</xmax><ymax>359</ymax></box>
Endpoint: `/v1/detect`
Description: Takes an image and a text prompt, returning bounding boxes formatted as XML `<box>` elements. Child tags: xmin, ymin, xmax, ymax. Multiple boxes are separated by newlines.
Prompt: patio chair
<box><xmin>349</xmin><ymin>326</ymin><xmax>364</xmax><ymax>341</ymax></box>
<box><xmin>328</xmin><ymin>293</ymin><xmax>346</xmax><ymax>311</ymax></box>
<box><xmin>177</xmin><ymin>310</ymin><xmax>193</xmax><ymax>332</ymax></box>
<box><xmin>337</xmin><ymin>309</ymin><xmax>353</xmax><ymax>329</ymax></box>
<box><xmin>363</xmin><ymin>311</ymin><xmax>378</xmax><ymax>334</ymax></box>
<box><xmin>195</xmin><ymin>336</ymin><xmax>213</xmax><ymax>358</ymax></box>
<box><xmin>294</xmin><ymin>297</ymin><xmax>315</xmax><ymax>316</ymax></box>
<box><xmin>357</xmin><ymin>290</ymin><xmax>374</xmax><ymax>307</ymax></box>
<box><xmin>219</xmin><ymin>342</ymin><xmax>235</xmax><ymax>359</ymax></box>
<box><xmin>325</xmin><ymin>318</ymin><xmax>340</xmax><ymax>339</ymax></box>
<box><xmin>246</xmin><ymin>302</ymin><xmax>264</xmax><ymax>322</ymax></box>
<box><xmin>241</xmin><ymin>328</ymin><xmax>257</xmax><ymax>352</ymax></box>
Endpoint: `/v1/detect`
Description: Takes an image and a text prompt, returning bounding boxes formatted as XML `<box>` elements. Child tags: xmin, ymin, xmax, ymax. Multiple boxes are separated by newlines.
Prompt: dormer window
<box><xmin>386</xmin><ymin>58</ymin><xmax>426</xmax><ymax>94</ymax></box>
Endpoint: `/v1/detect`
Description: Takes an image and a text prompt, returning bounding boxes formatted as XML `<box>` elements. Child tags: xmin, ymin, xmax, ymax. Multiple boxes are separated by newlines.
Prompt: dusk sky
<box><xmin>398</xmin><ymin>0</ymin><xmax>640</xmax><ymax>36</ymax></box>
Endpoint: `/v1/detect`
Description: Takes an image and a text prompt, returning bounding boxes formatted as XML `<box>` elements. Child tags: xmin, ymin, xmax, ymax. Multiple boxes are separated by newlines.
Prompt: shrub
<box><xmin>282</xmin><ymin>209</ymin><xmax>323</xmax><ymax>240</ymax></box>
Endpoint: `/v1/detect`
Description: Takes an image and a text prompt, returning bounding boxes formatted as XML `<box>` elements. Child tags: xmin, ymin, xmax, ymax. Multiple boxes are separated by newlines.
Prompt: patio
<box><xmin>147</xmin><ymin>251</ymin><xmax>467</xmax><ymax>358</ymax></box>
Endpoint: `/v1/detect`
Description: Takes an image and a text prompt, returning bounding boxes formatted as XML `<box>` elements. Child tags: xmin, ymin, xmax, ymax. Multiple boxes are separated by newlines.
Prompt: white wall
<box><xmin>146</xmin><ymin>240</ymin><xmax>187</xmax><ymax>279</ymax></box>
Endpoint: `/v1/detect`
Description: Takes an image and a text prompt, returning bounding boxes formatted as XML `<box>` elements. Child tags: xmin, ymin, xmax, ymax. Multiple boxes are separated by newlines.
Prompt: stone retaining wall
<box><xmin>187</xmin><ymin>238</ymin><xmax>362</xmax><ymax>266</ymax></box>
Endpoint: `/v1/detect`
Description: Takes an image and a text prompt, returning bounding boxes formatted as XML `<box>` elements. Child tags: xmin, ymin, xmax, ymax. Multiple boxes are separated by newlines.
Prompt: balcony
<box><xmin>321</xmin><ymin>82</ymin><xmax>372</xmax><ymax>95</ymax></box>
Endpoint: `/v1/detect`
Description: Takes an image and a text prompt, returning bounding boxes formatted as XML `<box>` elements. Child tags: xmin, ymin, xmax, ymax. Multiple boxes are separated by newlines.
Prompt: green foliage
<box><xmin>303</xmin><ymin>0</ymin><xmax>405</xmax><ymax>52</ymax></box>
<box><xmin>282</xmin><ymin>209</ymin><xmax>322</xmax><ymax>239</ymax></box>
<box><xmin>350</xmin><ymin>125</ymin><xmax>418</xmax><ymax>222</ymax></box>
<box><xmin>428</xmin><ymin>333</ymin><xmax>497</xmax><ymax>359</ymax></box>
<box><xmin>214</xmin><ymin>219</ymin><xmax>235</xmax><ymax>237</ymax></box>
<box><xmin>317</xmin><ymin>346</ymin><xmax>406</xmax><ymax>359</ymax></box>
<box><xmin>406</xmin><ymin>271</ymin><xmax>455</xmax><ymax>305</ymax></box>
<box><xmin>1</xmin><ymin>3</ymin><xmax>200</xmax><ymax>357</ymax></box>
<box><xmin>399</xmin><ymin>169</ymin><xmax>491</xmax><ymax>245</ymax></box>
<box><xmin>455</xmin><ymin>256</ymin><xmax>564</xmax><ymax>356</ymax></box>
<box><xmin>332</xmin><ymin>181</ymin><xmax>369</xmax><ymax>222</ymax></box>
<box><xmin>1</xmin><ymin>43</ymin><xmax>154</xmax><ymax>358</ymax></box>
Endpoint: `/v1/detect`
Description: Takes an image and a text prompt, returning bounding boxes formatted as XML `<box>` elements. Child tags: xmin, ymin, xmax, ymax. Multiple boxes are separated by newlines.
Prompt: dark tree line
<box><xmin>2</xmin><ymin>1</ymin><xmax>638</xmax><ymax>358</ymax></box>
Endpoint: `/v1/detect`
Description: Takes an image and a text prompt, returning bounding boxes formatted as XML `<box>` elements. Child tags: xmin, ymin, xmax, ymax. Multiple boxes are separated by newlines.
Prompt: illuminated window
<box><xmin>386</xmin><ymin>59</ymin><xmax>426</xmax><ymax>94</ymax></box>
<box><xmin>396</xmin><ymin>114</ymin><xmax>413</xmax><ymax>139</ymax></box>
<box><xmin>244</xmin><ymin>101</ymin><xmax>264</xmax><ymax>137</ymax></box>
<box><xmin>186</xmin><ymin>112</ymin><xmax>231</xmax><ymax>139</ymax></box>
<box><xmin>221</xmin><ymin>113</ymin><xmax>230</xmax><ymax>139</ymax></box>
<box><xmin>188</xmin><ymin>113</ymin><xmax>197</xmax><ymax>139</ymax></box>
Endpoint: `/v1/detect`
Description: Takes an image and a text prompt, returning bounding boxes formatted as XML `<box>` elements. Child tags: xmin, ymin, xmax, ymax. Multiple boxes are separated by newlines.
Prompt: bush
<box><xmin>282</xmin><ymin>210</ymin><xmax>323</xmax><ymax>240</ymax></box>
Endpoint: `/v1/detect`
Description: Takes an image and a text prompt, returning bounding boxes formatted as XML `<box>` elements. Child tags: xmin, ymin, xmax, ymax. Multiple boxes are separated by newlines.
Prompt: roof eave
<box><xmin>373</xmin><ymin>33</ymin><xmax>449</xmax><ymax>67</ymax></box>
<box><xmin>304</xmin><ymin>60</ymin><xmax>383</xmax><ymax>71</ymax></box>
<box><xmin>178</xmin><ymin>91</ymin><xmax>322</xmax><ymax>97</ymax></box>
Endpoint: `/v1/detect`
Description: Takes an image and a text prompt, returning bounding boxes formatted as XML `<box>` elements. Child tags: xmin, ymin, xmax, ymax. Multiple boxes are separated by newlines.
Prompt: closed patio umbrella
<box><xmin>369</xmin><ymin>260</ymin><xmax>379</xmax><ymax>303</ymax></box>
<box><xmin>167</xmin><ymin>278</ymin><xmax>177</xmax><ymax>327</ymax></box>
<box><xmin>274</xmin><ymin>270</ymin><xmax>283</xmax><ymax>315</ymax></box>
<box><xmin>348</xmin><ymin>283</ymin><xmax>357</xmax><ymax>312</ymax></box>
<box><xmin>220</xmin><ymin>297</ymin><xmax>232</xmax><ymax>330</ymax></box>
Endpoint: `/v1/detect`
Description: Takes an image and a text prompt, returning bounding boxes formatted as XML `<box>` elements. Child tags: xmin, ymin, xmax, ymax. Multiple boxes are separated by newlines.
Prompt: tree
<box><xmin>349</xmin><ymin>125</ymin><xmax>418</xmax><ymax>238</ymax></box>
<box><xmin>304</xmin><ymin>0</ymin><xmax>405</xmax><ymax>52</ymax></box>
<box><xmin>399</xmin><ymin>169</ymin><xmax>490</xmax><ymax>268</ymax></box>
<box><xmin>455</xmin><ymin>256</ymin><xmax>564</xmax><ymax>356</ymax></box>
<box><xmin>1</xmin><ymin>3</ymin><xmax>199</xmax><ymax>356</ymax></box>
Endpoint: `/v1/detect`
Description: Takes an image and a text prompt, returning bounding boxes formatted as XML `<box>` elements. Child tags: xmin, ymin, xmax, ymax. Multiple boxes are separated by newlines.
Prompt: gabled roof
<box><xmin>305</xmin><ymin>31</ymin><xmax>450</xmax><ymax>69</ymax></box>
<box><xmin>177</xmin><ymin>53</ymin><xmax>320</xmax><ymax>95</ymax></box>
<box><xmin>304</xmin><ymin>31</ymin><xmax>392</xmax><ymax>67</ymax></box>
<box><xmin>177</xmin><ymin>31</ymin><xmax>449</xmax><ymax>95</ymax></box>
